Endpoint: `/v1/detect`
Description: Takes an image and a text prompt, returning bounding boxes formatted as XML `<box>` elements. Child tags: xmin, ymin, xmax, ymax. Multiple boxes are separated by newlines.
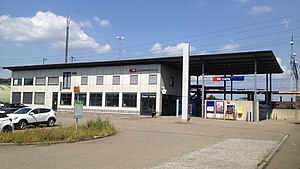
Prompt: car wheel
<box><xmin>18</xmin><ymin>120</ymin><xmax>27</xmax><ymax>130</ymax></box>
<box><xmin>2</xmin><ymin>125</ymin><xmax>13</xmax><ymax>132</ymax></box>
<box><xmin>47</xmin><ymin>118</ymin><xmax>55</xmax><ymax>127</ymax></box>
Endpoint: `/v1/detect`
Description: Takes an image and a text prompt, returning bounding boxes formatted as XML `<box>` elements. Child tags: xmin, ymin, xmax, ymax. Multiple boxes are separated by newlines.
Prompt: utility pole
<box><xmin>115</xmin><ymin>36</ymin><xmax>125</xmax><ymax>60</ymax></box>
<box><xmin>290</xmin><ymin>35</ymin><xmax>298</xmax><ymax>94</ymax></box>
<box><xmin>65</xmin><ymin>15</ymin><xmax>71</xmax><ymax>63</ymax></box>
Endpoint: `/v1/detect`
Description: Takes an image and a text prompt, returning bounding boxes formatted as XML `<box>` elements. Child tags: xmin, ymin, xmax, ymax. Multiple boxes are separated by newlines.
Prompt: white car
<box><xmin>0</xmin><ymin>113</ymin><xmax>14</xmax><ymax>132</ymax></box>
<box><xmin>8</xmin><ymin>107</ymin><xmax>56</xmax><ymax>130</ymax></box>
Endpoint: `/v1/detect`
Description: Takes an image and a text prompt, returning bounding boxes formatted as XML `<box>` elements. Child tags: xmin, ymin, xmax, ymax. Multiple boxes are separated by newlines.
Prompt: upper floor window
<box><xmin>13</xmin><ymin>78</ymin><xmax>22</xmax><ymax>86</ymax></box>
<box><xmin>35</xmin><ymin>77</ymin><xmax>46</xmax><ymax>85</ymax></box>
<box><xmin>81</xmin><ymin>76</ymin><xmax>88</xmax><ymax>85</ymax></box>
<box><xmin>149</xmin><ymin>74</ymin><xmax>157</xmax><ymax>84</ymax></box>
<box><xmin>96</xmin><ymin>76</ymin><xmax>103</xmax><ymax>85</ymax></box>
<box><xmin>63</xmin><ymin>72</ymin><xmax>71</xmax><ymax>89</ymax></box>
<box><xmin>113</xmin><ymin>75</ymin><xmax>120</xmax><ymax>85</ymax></box>
<box><xmin>130</xmin><ymin>75</ymin><xmax>138</xmax><ymax>85</ymax></box>
<box><xmin>24</xmin><ymin>78</ymin><xmax>33</xmax><ymax>86</ymax></box>
<box><xmin>48</xmin><ymin>77</ymin><xmax>59</xmax><ymax>85</ymax></box>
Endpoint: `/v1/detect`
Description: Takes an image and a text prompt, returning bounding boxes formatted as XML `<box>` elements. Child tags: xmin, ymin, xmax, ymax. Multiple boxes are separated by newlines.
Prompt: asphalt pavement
<box><xmin>0</xmin><ymin>112</ymin><xmax>299</xmax><ymax>169</ymax></box>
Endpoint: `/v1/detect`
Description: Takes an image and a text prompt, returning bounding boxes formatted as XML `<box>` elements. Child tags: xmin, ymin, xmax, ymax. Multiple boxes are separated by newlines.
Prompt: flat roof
<box><xmin>3</xmin><ymin>50</ymin><xmax>283</xmax><ymax>76</ymax></box>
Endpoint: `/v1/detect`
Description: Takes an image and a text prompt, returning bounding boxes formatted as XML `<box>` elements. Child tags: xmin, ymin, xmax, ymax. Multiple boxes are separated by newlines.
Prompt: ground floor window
<box><xmin>23</xmin><ymin>92</ymin><xmax>33</xmax><ymax>104</ymax></box>
<box><xmin>34</xmin><ymin>92</ymin><xmax>45</xmax><ymax>105</ymax></box>
<box><xmin>74</xmin><ymin>93</ymin><xmax>87</xmax><ymax>106</ymax></box>
<box><xmin>106</xmin><ymin>92</ymin><xmax>119</xmax><ymax>107</ymax></box>
<box><xmin>12</xmin><ymin>92</ymin><xmax>21</xmax><ymax>103</ymax></box>
<box><xmin>123</xmin><ymin>93</ymin><xmax>137</xmax><ymax>107</ymax></box>
<box><xmin>61</xmin><ymin>93</ymin><xmax>72</xmax><ymax>105</ymax></box>
<box><xmin>90</xmin><ymin>93</ymin><xmax>102</xmax><ymax>106</ymax></box>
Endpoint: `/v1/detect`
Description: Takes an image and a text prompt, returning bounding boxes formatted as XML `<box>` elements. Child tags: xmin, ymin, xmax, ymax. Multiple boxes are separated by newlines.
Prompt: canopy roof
<box><xmin>3</xmin><ymin>50</ymin><xmax>283</xmax><ymax>76</ymax></box>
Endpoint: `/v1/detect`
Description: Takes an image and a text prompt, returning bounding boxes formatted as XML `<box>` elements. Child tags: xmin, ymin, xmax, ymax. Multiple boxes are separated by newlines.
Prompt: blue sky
<box><xmin>0</xmin><ymin>0</ymin><xmax>300</xmax><ymax>93</ymax></box>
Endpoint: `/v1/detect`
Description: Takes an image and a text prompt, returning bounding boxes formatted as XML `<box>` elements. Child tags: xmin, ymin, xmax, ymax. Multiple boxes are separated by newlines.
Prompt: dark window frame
<box><xmin>89</xmin><ymin>93</ymin><xmax>102</xmax><ymax>106</ymax></box>
<box><xmin>105</xmin><ymin>92</ymin><xmax>119</xmax><ymax>107</ymax></box>
<box><xmin>122</xmin><ymin>93</ymin><xmax>137</xmax><ymax>107</ymax></box>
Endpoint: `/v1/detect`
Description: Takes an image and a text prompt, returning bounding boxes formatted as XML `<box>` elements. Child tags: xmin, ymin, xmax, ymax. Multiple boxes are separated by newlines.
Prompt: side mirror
<box><xmin>29</xmin><ymin>112</ymin><xmax>34</xmax><ymax>116</ymax></box>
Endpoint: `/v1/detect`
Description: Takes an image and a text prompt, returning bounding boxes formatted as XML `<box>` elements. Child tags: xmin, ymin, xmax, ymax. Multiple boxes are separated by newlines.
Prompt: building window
<box><xmin>170</xmin><ymin>77</ymin><xmax>174</xmax><ymax>86</ymax></box>
<box><xmin>96</xmin><ymin>76</ymin><xmax>103</xmax><ymax>85</ymax></box>
<box><xmin>48</xmin><ymin>77</ymin><xmax>59</xmax><ymax>85</ymax></box>
<box><xmin>12</xmin><ymin>92</ymin><xmax>21</xmax><ymax>103</ymax></box>
<box><xmin>130</xmin><ymin>75</ymin><xmax>138</xmax><ymax>85</ymax></box>
<box><xmin>23</xmin><ymin>92</ymin><xmax>33</xmax><ymax>104</ymax></box>
<box><xmin>24</xmin><ymin>78</ymin><xmax>33</xmax><ymax>86</ymax></box>
<box><xmin>63</xmin><ymin>72</ymin><xmax>71</xmax><ymax>89</ymax></box>
<box><xmin>13</xmin><ymin>78</ymin><xmax>22</xmax><ymax>86</ymax></box>
<box><xmin>149</xmin><ymin>74</ymin><xmax>157</xmax><ymax>84</ymax></box>
<box><xmin>60</xmin><ymin>93</ymin><xmax>72</xmax><ymax>105</ymax></box>
<box><xmin>113</xmin><ymin>76</ymin><xmax>120</xmax><ymax>85</ymax></box>
<box><xmin>106</xmin><ymin>92</ymin><xmax>119</xmax><ymax>107</ymax></box>
<box><xmin>81</xmin><ymin>76</ymin><xmax>88</xmax><ymax>85</ymax></box>
<box><xmin>34</xmin><ymin>92</ymin><xmax>45</xmax><ymax>105</ymax></box>
<box><xmin>35</xmin><ymin>77</ymin><xmax>46</xmax><ymax>85</ymax></box>
<box><xmin>74</xmin><ymin>93</ymin><xmax>87</xmax><ymax>106</ymax></box>
<box><xmin>90</xmin><ymin>93</ymin><xmax>102</xmax><ymax>106</ymax></box>
<box><xmin>122</xmin><ymin>93</ymin><xmax>137</xmax><ymax>107</ymax></box>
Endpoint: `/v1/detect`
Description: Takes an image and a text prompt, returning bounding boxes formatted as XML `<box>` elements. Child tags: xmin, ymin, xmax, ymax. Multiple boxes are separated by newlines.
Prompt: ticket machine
<box><xmin>225</xmin><ymin>101</ymin><xmax>236</xmax><ymax>120</ymax></box>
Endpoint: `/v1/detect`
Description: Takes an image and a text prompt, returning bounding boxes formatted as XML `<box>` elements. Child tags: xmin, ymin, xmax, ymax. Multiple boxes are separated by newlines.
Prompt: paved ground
<box><xmin>0</xmin><ymin>112</ymin><xmax>299</xmax><ymax>169</ymax></box>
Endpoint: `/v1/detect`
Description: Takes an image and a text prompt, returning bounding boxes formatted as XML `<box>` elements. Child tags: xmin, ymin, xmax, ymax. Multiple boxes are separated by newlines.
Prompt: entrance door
<box><xmin>140</xmin><ymin>93</ymin><xmax>156</xmax><ymax>115</ymax></box>
<box><xmin>52</xmin><ymin>92</ymin><xmax>58</xmax><ymax>111</ymax></box>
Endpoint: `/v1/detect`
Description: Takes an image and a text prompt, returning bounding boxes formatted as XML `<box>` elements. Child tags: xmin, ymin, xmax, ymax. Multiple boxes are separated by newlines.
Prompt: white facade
<box><xmin>10</xmin><ymin>63</ymin><xmax>181</xmax><ymax>115</ymax></box>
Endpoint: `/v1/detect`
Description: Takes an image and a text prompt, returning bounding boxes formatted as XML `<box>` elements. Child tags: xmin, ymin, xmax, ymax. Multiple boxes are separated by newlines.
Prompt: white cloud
<box><xmin>274</xmin><ymin>57</ymin><xmax>290</xmax><ymax>78</ymax></box>
<box><xmin>150</xmin><ymin>43</ymin><xmax>196</xmax><ymax>56</ymax></box>
<box><xmin>0</xmin><ymin>11</ymin><xmax>111</xmax><ymax>53</ymax></box>
<box><xmin>93</xmin><ymin>16</ymin><xmax>111</xmax><ymax>28</ymax></box>
<box><xmin>235</xmin><ymin>0</ymin><xmax>249</xmax><ymax>4</ymax></box>
<box><xmin>218</xmin><ymin>42</ymin><xmax>240</xmax><ymax>53</ymax></box>
<box><xmin>78</xmin><ymin>20</ymin><xmax>93</xmax><ymax>29</ymax></box>
<box><xmin>248</xmin><ymin>6</ymin><xmax>272</xmax><ymax>15</ymax></box>
<box><xmin>281</xmin><ymin>18</ymin><xmax>289</xmax><ymax>29</ymax></box>
<box><xmin>200</xmin><ymin>51</ymin><xmax>210</xmax><ymax>55</ymax></box>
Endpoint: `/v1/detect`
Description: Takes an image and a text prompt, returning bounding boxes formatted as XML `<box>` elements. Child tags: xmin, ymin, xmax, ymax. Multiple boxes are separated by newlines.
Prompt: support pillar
<box><xmin>266</xmin><ymin>74</ymin><xmax>269</xmax><ymax>120</ymax></box>
<box><xmin>253</xmin><ymin>59</ymin><xmax>258</xmax><ymax>122</ymax></box>
<box><xmin>202</xmin><ymin>62</ymin><xmax>205</xmax><ymax>118</ymax></box>
<box><xmin>182</xmin><ymin>43</ymin><xmax>190</xmax><ymax>121</ymax></box>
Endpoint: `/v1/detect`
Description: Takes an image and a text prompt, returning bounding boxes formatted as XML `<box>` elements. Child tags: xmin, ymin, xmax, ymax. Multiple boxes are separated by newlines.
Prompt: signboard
<box><xmin>216</xmin><ymin>101</ymin><xmax>224</xmax><ymax>114</ymax></box>
<box><xmin>212</xmin><ymin>76</ymin><xmax>244</xmax><ymax>82</ymax></box>
<box><xmin>74</xmin><ymin>100</ymin><xmax>83</xmax><ymax>119</ymax></box>
<box><xmin>206</xmin><ymin>101</ymin><xmax>215</xmax><ymax>113</ymax></box>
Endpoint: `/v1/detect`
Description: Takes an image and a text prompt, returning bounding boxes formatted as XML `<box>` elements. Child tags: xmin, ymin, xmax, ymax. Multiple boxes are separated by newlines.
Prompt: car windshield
<box><xmin>14</xmin><ymin>108</ymin><xmax>31</xmax><ymax>114</ymax></box>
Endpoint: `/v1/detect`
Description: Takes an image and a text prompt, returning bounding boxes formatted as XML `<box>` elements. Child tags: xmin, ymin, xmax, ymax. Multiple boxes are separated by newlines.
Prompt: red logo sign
<box><xmin>129</xmin><ymin>68</ymin><xmax>137</xmax><ymax>72</ymax></box>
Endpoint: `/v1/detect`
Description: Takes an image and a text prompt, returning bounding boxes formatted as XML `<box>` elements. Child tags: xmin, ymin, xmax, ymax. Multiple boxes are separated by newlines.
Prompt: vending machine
<box><xmin>225</xmin><ymin>101</ymin><xmax>236</xmax><ymax>120</ymax></box>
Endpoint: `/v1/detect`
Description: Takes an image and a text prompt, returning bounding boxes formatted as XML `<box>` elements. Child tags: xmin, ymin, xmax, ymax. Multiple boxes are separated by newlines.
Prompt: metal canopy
<box><xmin>3</xmin><ymin>50</ymin><xmax>283</xmax><ymax>76</ymax></box>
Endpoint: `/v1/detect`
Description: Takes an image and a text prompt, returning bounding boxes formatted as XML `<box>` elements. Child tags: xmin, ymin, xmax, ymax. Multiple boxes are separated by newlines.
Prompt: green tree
<box><xmin>207</xmin><ymin>95</ymin><xmax>216</xmax><ymax>100</ymax></box>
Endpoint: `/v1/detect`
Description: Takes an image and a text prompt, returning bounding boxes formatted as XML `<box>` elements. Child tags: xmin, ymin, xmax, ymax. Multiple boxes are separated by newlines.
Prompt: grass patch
<box><xmin>0</xmin><ymin>118</ymin><xmax>116</xmax><ymax>144</ymax></box>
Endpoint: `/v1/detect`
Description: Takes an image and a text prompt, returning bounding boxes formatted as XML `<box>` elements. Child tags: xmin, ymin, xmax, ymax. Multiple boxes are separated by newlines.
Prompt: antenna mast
<box><xmin>290</xmin><ymin>35</ymin><xmax>298</xmax><ymax>93</ymax></box>
<box><xmin>65</xmin><ymin>15</ymin><xmax>71</xmax><ymax>63</ymax></box>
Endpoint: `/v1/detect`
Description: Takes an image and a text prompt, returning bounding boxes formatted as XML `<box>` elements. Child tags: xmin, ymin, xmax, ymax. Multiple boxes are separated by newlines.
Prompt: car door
<box><xmin>28</xmin><ymin>109</ymin><xmax>41</xmax><ymax>123</ymax></box>
<box><xmin>39</xmin><ymin>108</ymin><xmax>51</xmax><ymax>122</ymax></box>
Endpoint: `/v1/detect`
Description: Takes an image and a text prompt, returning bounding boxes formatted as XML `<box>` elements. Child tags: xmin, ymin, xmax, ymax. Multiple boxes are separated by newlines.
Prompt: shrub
<box><xmin>0</xmin><ymin>118</ymin><xmax>116</xmax><ymax>144</ymax></box>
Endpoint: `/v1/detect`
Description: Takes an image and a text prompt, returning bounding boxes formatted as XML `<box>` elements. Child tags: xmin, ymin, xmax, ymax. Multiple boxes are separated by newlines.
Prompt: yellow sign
<box><xmin>237</xmin><ymin>108</ymin><xmax>243</xmax><ymax>115</ymax></box>
<box><xmin>74</xmin><ymin>86</ymin><xmax>80</xmax><ymax>93</ymax></box>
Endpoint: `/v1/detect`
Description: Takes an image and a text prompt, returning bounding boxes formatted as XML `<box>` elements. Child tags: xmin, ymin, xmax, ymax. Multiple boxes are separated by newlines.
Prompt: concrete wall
<box><xmin>270</xmin><ymin>109</ymin><xmax>300</xmax><ymax>121</ymax></box>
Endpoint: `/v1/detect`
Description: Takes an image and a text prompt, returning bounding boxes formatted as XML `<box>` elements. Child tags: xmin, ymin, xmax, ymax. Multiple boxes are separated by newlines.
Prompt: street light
<box><xmin>115</xmin><ymin>36</ymin><xmax>125</xmax><ymax>59</ymax></box>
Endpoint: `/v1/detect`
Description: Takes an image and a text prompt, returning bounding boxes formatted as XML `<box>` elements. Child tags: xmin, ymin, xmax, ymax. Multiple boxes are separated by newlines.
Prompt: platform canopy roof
<box><xmin>3</xmin><ymin>50</ymin><xmax>283</xmax><ymax>76</ymax></box>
